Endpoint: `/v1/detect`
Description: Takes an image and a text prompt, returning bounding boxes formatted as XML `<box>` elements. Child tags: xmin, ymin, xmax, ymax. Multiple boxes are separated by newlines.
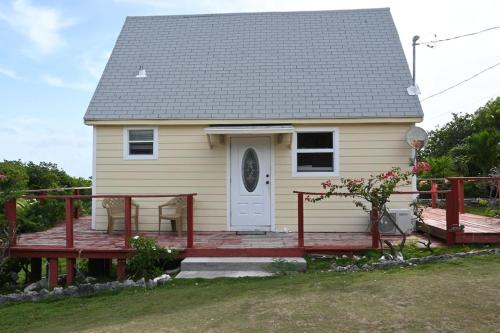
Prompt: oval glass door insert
<box><xmin>242</xmin><ymin>148</ymin><xmax>259</xmax><ymax>192</ymax></box>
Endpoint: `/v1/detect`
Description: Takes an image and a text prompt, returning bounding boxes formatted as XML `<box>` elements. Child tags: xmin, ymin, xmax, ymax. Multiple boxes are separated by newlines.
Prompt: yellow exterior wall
<box><xmin>93</xmin><ymin>122</ymin><xmax>414</xmax><ymax>232</ymax></box>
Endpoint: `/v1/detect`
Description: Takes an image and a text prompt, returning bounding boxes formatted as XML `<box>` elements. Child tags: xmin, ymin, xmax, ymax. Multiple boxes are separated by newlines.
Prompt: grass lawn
<box><xmin>1</xmin><ymin>255</ymin><xmax>499</xmax><ymax>333</ymax></box>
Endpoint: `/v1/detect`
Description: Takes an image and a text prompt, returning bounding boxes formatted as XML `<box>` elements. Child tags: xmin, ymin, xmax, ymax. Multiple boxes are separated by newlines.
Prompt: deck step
<box><xmin>177</xmin><ymin>257</ymin><xmax>306</xmax><ymax>279</ymax></box>
<box><xmin>176</xmin><ymin>270</ymin><xmax>273</xmax><ymax>279</ymax></box>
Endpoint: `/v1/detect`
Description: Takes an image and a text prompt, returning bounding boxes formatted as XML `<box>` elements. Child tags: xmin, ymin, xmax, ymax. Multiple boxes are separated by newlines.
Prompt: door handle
<box><xmin>266</xmin><ymin>180</ymin><xmax>270</xmax><ymax>184</ymax></box>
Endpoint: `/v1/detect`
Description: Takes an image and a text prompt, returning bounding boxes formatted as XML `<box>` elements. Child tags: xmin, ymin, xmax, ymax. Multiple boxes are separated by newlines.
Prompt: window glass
<box><xmin>297</xmin><ymin>132</ymin><xmax>333</xmax><ymax>149</ymax></box>
<box><xmin>129</xmin><ymin>142</ymin><xmax>154</xmax><ymax>155</ymax></box>
<box><xmin>129</xmin><ymin>129</ymin><xmax>154</xmax><ymax>141</ymax></box>
<box><xmin>297</xmin><ymin>152</ymin><xmax>334</xmax><ymax>172</ymax></box>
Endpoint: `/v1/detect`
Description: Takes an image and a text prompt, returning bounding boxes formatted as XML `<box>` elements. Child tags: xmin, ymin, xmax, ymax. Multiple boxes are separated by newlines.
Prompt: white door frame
<box><xmin>226</xmin><ymin>135</ymin><xmax>275</xmax><ymax>232</ymax></box>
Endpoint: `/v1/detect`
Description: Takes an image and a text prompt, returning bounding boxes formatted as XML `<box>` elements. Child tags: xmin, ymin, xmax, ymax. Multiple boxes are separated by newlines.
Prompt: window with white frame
<box><xmin>292</xmin><ymin>128</ymin><xmax>339</xmax><ymax>176</ymax></box>
<box><xmin>123</xmin><ymin>127</ymin><xmax>158</xmax><ymax>160</ymax></box>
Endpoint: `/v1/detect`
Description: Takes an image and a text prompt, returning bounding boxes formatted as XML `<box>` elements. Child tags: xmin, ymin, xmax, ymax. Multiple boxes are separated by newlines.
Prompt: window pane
<box><xmin>129</xmin><ymin>129</ymin><xmax>154</xmax><ymax>141</ymax></box>
<box><xmin>297</xmin><ymin>153</ymin><xmax>333</xmax><ymax>172</ymax></box>
<box><xmin>297</xmin><ymin>132</ymin><xmax>333</xmax><ymax>149</ymax></box>
<box><xmin>129</xmin><ymin>142</ymin><xmax>154</xmax><ymax>155</ymax></box>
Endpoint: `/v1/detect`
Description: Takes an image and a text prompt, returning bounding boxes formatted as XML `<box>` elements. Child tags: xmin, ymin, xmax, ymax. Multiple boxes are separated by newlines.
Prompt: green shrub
<box><xmin>127</xmin><ymin>236</ymin><xmax>178</xmax><ymax>280</ymax></box>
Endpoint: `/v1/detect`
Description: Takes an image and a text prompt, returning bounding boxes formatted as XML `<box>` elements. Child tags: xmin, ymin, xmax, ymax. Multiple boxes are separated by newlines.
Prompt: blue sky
<box><xmin>1</xmin><ymin>0</ymin><xmax>499</xmax><ymax>178</ymax></box>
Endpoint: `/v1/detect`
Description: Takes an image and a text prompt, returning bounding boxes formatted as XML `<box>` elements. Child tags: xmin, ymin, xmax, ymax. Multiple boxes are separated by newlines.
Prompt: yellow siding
<box><xmin>93</xmin><ymin>122</ymin><xmax>414</xmax><ymax>232</ymax></box>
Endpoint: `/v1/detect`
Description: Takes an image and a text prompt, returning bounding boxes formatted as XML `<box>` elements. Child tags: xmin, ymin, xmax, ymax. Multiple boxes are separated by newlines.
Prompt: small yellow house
<box><xmin>84</xmin><ymin>9</ymin><xmax>423</xmax><ymax>234</ymax></box>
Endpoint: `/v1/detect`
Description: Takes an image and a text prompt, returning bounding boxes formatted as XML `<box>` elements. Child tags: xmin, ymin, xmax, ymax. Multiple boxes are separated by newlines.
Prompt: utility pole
<box><xmin>412</xmin><ymin>35</ymin><xmax>420</xmax><ymax>86</ymax></box>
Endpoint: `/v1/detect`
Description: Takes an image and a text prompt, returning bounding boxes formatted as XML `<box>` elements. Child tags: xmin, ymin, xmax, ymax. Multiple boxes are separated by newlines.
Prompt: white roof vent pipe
<box><xmin>136</xmin><ymin>65</ymin><xmax>147</xmax><ymax>78</ymax></box>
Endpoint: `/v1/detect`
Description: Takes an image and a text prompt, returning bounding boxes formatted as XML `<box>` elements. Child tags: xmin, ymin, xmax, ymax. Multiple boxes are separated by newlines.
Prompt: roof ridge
<box><xmin>125</xmin><ymin>7</ymin><xmax>390</xmax><ymax>20</ymax></box>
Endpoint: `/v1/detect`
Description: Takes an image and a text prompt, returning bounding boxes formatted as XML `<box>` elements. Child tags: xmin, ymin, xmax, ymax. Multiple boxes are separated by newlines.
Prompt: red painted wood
<box><xmin>4</xmin><ymin>198</ymin><xmax>17</xmax><ymax>246</ymax></box>
<box><xmin>370</xmin><ymin>208</ymin><xmax>380</xmax><ymax>248</ymax></box>
<box><xmin>73</xmin><ymin>189</ymin><xmax>80</xmax><ymax>219</ymax></box>
<box><xmin>458</xmin><ymin>180</ymin><xmax>465</xmax><ymax>214</ymax></box>
<box><xmin>497</xmin><ymin>180</ymin><xmax>500</xmax><ymax>209</ymax></box>
<box><xmin>298</xmin><ymin>192</ymin><xmax>304</xmax><ymax>248</ymax></box>
<box><xmin>48</xmin><ymin>258</ymin><xmax>59</xmax><ymax>288</ymax></box>
<box><xmin>431</xmin><ymin>182</ymin><xmax>438</xmax><ymax>209</ymax></box>
<box><xmin>24</xmin><ymin>193</ymin><xmax>198</xmax><ymax>200</ymax></box>
<box><xmin>65</xmin><ymin>198</ymin><xmax>74</xmax><ymax>248</ymax></box>
<box><xmin>116</xmin><ymin>259</ymin><xmax>126</xmax><ymax>281</ymax></box>
<box><xmin>124</xmin><ymin>196</ymin><xmax>132</xmax><ymax>248</ymax></box>
<box><xmin>184</xmin><ymin>247</ymin><xmax>305</xmax><ymax>257</ymax></box>
<box><xmin>38</xmin><ymin>191</ymin><xmax>47</xmax><ymax>205</ymax></box>
<box><xmin>66</xmin><ymin>258</ymin><xmax>75</xmax><ymax>285</ymax></box>
<box><xmin>9</xmin><ymin>246</ymin><xmax>132</xmax><ymax>259</ymax></box>
<box><xmin>187</xmin><ymin>194</ymin><xmax>194</xmax><ymax>249</ymax></box>
<box><xmin>445</xmin><ymin>179</ymin><xmax>460</xmax><ymax>245</ymax></box>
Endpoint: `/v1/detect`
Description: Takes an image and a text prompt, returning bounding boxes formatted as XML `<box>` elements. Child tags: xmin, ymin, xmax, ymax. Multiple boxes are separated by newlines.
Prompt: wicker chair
<box><xmin>158</xmin><ymin>197</ymin><xmax>186</xmax><ymax>236</ymax></box>
<box><xmin>102</xmin><ymin>198</ymin><xmax>139</xmax><ymax>234</ymax></box>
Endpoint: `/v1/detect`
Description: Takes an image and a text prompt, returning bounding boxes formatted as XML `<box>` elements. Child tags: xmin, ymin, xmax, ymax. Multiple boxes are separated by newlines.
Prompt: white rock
<box><xmin>24</xmin><ymin>282</ymin><xmax>39</xmax><ymax>293</ymax></box>
<box><xmin>153</xmin><ymin>274</ymin><xmax>171</xmax><ymax>285</ymax></box>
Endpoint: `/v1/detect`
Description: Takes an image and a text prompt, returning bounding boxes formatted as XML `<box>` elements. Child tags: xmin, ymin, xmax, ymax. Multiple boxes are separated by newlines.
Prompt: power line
<box><xmin>418</xmin><ymin>25</ymin><xmax>500</xmax><ymax>47</ymax></box>
<box><xmin>421</xmin><ymin>61</ymin><xmax>500</xmax><ymax>102</ymax></box>
<box><xmin>426</xmin><ymin>91</ymin><xmax>500</xmax><ymax>121</ymax></box>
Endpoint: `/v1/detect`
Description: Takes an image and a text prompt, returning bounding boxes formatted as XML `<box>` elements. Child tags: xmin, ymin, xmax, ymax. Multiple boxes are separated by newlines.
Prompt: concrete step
<box><xmin>176</xmin><ymin>270</ymin><xmax>273</xmax><ymax>279</ymax></box>
<box><xmin>180</xmin><ymin>257</ymin><xmax>307</xmax><ymax>272</ymax></box>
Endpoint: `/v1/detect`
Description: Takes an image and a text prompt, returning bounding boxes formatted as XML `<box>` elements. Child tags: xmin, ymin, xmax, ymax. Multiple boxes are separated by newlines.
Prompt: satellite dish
<box><xmin>405</xmin><ymin>126</ymin><xmax>428</xmax><ymax>151</ymax></box>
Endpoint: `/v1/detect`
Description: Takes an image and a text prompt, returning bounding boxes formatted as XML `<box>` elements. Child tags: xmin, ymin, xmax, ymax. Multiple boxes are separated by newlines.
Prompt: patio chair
<box><xmin>158</xmin><ymin>197</ymin><xmax>186</xmax><ymax>236</ymax></box>
<box><xmin>102</xmin><ymin>198</ymin><xmax>139</xmax><ymax>234</ymax></box>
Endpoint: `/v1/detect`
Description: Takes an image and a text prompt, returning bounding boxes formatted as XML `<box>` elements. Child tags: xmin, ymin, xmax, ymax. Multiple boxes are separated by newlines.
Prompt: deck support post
<box><xmin>66</xmin><ymin>258</ymin><xmax>75</xmax><ymax>285</ymax></box>
<box><xmin>458</xmin><ymin>180</ymin><xmax>465</xmax><ymax>214</ymax></box>
<box><xmin>29</xmin><ymin>258</ymin><xmax>42</xmax><ymax>283</ymax></box>
<box><xmin>5</xmin><ymin>198</ymin><xmax>17</xmax><ymax>246</ymax></box>
<box><xmin>445</xmin><ymin>178</ymin><xmax>460</xmax><ymax>245</ymax></box>
<box><xmin>117</xmin><ymin>259</ymin><xmax>126</xmax><ymax>281</ymax></box>
<box><xmin>370</xmin><ymin>208</ymin><xmax>380</xmax><ymax>249</ymax></box>
<box><xmin>187</xmin><ymin>195</ymin><xmax>194</xmax><ymax>249</ymax></box>
<box><xmin>48</xmin><ymin>258</ymin><xmax>59</xmax><ymax>288</ymax></box>
<box><xmin>431</xmin><ymin>182</ymin><xmax>438</xmax><ymax>209</ymax></box>
<box><xmin>297</xmin><ymin>193</ymin><xmax>304</xmax><ymax>248</ymax></box>
<box><xmin>497</xmin><ymin>179</ymin><xmax>500</xmax><ymax>209</ymax></box>
<box><xmin>124</xmin><ymin>196</ymin><xmax>132</xmax><ymax>248</ymax></box>
<box><xmin>65</xmin><ymin>198</ymin><xmax>74</xmax><ymax>248</ymax></box>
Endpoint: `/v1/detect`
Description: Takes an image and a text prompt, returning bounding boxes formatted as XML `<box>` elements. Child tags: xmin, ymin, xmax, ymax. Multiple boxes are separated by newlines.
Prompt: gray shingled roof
<box><xmin>84</xmin><ymin>8</ymin><xmax>423</xmax><ymax>121</ymax></box>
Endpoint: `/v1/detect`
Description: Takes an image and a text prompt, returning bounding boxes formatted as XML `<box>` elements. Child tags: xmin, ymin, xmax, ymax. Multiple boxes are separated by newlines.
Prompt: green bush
<box><xmin>127</xmin><ymin>236</ymin><xmax>178</xmax><ymax>280</ymax></box>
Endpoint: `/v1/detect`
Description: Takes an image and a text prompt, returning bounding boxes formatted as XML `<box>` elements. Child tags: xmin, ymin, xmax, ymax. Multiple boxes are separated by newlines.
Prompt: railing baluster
<box><xmin>431</xmin><ymin>181</ymin><xmax>438</xmax><ymax>209</ymax></box>
<box><xmin>187</xmin><ymin>194</ymin><xmax>194</xmax><ymax>248</ymax></box>
<box><xmin>124</xmin><ymin>196</ymin><xmax>132</xmax><ymax>248</ymax></box>
<box><xmin>65</xmin><ymin>198</ymin><xmax>74</xmax><ymax>248</ymax></box>
<box><xmin>298</xmin><ymin>193</ymin><xmax>304</xmax><ymax>248</ymax></box>
<box><xmin>5</xmin><ymin>198</ymin><xmax>17</xmax><ymax>246</ymax></box>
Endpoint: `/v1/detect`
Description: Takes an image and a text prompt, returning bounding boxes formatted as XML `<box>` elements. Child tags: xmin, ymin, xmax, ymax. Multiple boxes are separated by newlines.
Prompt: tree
<box><xmin>468</xmin><ymin>130</ymin><xmax>500</xmax><ymax>176</ymax></box>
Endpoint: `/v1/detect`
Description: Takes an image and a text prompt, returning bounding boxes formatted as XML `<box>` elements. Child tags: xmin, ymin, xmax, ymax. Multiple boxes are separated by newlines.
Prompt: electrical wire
<box><xmin>421</xmin><ymin>61</ymin><xmax>500</xmax><ymax>102</ymax></box>
<box><xmin>417</xmin><ymin>25</ymin><xmax>500</xmax><ymax>46</ymax></box>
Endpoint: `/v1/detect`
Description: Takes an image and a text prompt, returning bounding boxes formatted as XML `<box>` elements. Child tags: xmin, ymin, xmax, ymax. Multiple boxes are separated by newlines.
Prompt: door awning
<box><xmin>204</xmin><ymin>125</ymin><xmax>294</xmax><ymax>148</ymax></box>
<box><xmin>204</xmin><ymin>125</ymin><xmax>294</xmax><ymax>135</ymax></box>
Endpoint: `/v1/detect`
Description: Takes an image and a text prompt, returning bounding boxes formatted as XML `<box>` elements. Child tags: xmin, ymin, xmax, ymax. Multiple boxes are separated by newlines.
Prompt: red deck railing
<box><xmin>3</xmin><ymin>191</ymin><xmax>197</xmax><ymax>286</ymax></box>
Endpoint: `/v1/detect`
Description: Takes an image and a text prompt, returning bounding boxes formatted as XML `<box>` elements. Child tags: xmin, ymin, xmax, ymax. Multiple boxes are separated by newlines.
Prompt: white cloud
<box><xmin>0</xmin><ymin>117</ymin><xmax>92</xmax><ymax>177</ymax></box>
<box><xmin>42</xmin><ymin>74</ymin><xmax>93</xmax><ymax>92</ymax></box>
<box><xmin>0</xmin><ymin>66</ymin><xmax>19</xmax><ymax>79</ymax></box>
<box><xmin>80</xmin><ymin>50</ymin><xmax>111</xmax><ymax>79</ymax></box>
<box><xmin>0</xmin><ymin>0</ymin><xmax>77</xmax><ymax>55</ymax></box>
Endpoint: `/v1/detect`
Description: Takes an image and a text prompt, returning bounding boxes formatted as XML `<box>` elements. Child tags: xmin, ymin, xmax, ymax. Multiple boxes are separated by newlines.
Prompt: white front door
<box><xmin>230</xmin><ymin>137</ymin><xmax>271</xmax><ymax>231</ymax></box>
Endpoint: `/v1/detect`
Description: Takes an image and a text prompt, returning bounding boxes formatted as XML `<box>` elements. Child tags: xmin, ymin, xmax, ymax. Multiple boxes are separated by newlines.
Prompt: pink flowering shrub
<box><xmin>412</xmin><ymin>161</ymin><xmax>432</xmax><ymax>175</ymax></box>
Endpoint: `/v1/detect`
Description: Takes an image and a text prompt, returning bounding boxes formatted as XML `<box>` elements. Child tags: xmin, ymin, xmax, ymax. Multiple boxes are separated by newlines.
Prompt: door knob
<box><xmin>266</xmin><ymin>181</ymin><xmax>270</xmax><ymax>184</ymax></box>
<box><xmin>266</xmin><ymin>174</ymin><xmax>270</xmax><ymax>178</ymax></box>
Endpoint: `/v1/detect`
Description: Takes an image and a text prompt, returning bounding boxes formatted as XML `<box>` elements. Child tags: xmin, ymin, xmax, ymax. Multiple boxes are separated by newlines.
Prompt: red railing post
<box><xmin>38</xmin><ymin>191</ymin><xmax>47</xmax><ymax>205</ymax></box>
<box><xmin>65</xmin><ymin>198</ymin><xmax>74</xmax><ymax>248</ymax></box>
<box><xmin>445</xmin><ymin>179</ymin><xmax>460</xmax><ymax>246</ymax></box>
<box><xmin>4</xmin><ymin>198</ymin><xmax>17</xmax><ymax>246</ymax></box>
<box><xmin>458</xmin><ymin>180</ymin><xmax>465</xmax><ymax>214</ymax></box>
<box><xmin>431</xmin><ymin>181</ymin><xmax>438</xmax><ymax>209</ymax></box>
<box><xmin>73</xmin><ymin>189</ymin><xmax>80</xmax><ymax>219</ymax></box>
<box><xmin>187</xmin><ymin>194</ymin><xmax>194</xmax><ymax>249</ymax></box>
<box><xmin>298</xmin><ymin>193</ymin><xmax>304</xmax><ymax>248</ymax></box>
<box><xmin>497</xmin><ymin>179</ymin><xmax>500</xmax><ymax>209</ymax></box>
<box><xmin>370</xmin><ymin>208</ymin><xmax>380</xmax><ymax>248</ymax></box>
<box><xmin>124</xmin><ymin>196</ymin><xmax>132</xmax><ymax>248</ymax></box>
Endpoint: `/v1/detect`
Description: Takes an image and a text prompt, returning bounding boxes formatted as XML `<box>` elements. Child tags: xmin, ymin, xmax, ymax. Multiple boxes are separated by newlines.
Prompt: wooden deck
<box><xmin>420</xmin><ymin>208</ymin><xmax>500</xmax><ymax>244</ymax></box>
<box><xmin>11</xmin><ymin>216</ymin><xmax>432</xmax><ymax>258</ymax></box>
